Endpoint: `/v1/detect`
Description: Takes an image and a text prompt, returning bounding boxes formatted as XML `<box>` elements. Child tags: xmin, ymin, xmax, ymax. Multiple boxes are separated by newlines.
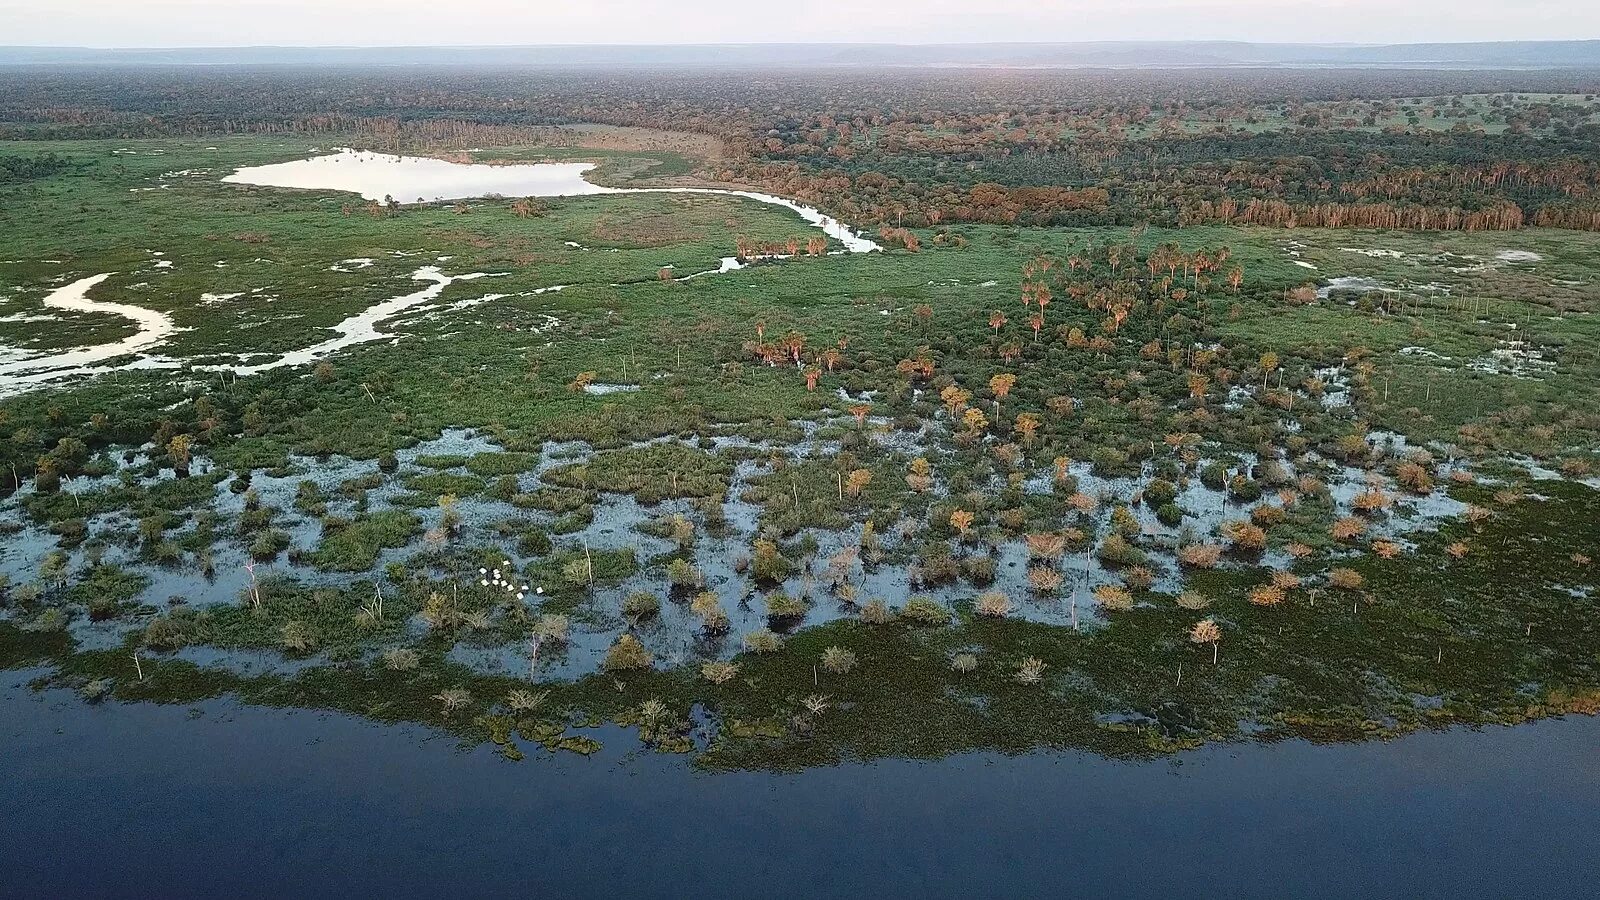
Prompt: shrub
<box><xmin>1250</xmin><ymin>504</ymin><xmax>1287</xmax><ymax>528</ymax></box>
<box><xmin>1228</xmin><ymin>476</ymin><xmax>1263</xmax><ymax>502</ymax></box>
<box><xmin>1176</xmin><ymin>591</ymin><xmax>1212</xmax><ymax>610</ymax></box>
<box><xmin>974</xmin><ymin>591</ymin><xmax>1013</xmax><ymax>618</ymax></box>
<box><xmin>1156</xmin><ymin>503</ymin><xmax>1184</xmax><ymax>527</ymax></box>
<box><xmin>143</xmin><ymin>616</ymin><xmax>186</xmax><ymax>650</ymax></box>
<box><xmin>1111</xmin><ymin>505</ymin><xmax>1141</xmax><ymax>537</ymax></box>
<box><xmin>280</xmin><ymin>620</ymin><xmax>318</xmax><ymax>654</ymax></box>
<box><xmin>1395</xmin><ymin>461</ymin><xmax>1434</xmax><ymax>494</ymax></box>
<box><xmin>690</xmin><ymin>591</ymin><xmax>722</xmax><ymax>619</ymax></box>
<box><xmin>951</xmin><ymin>652</ymin><xmax>979</xmax><ymax>673</ymax></box>
<box><xmin>78</xmin><ymin>679</ymin><xmax>112</xmax><ymax>703</ymax></box>
<box><xmin>1330</xmin><ymin>517</ymin><xmax>1366</xmax><ymax>541</ymax></box>
<box><xmin>1328</xmin><ymin>567</ymin><xmax>1365</xmax><ymax>590</ymax></box>
<box><xmin>1248</xmin><ymin>584</ymin><xmax>1286</xmax><ymax>607</ymax></box>
<box><xmin>1096</xmin><ymin>533</ymin><xmax>1147</xmax><ymax>567</ymax></box>
<box><xmin>25</xmin><ymin>608</ymin><xmax>67</xmax><ymax>632</ymax></box>
<box><xmin>1144</xmin><ymin>479</ymin><xmax>1178</xmax><ymax>507</ymax></box>
<box><xmin>517</xmin><ymin>529</ymin><xmax>553</xmax><ymax>557</ymax></box>
<box><xmin>743</xmin><ymin>629</ymin><xmax>784</xmax><ymax>653</ymax></box>
<box><xmin>433</xmin><ymin>687</ymin><xmax>472</xmax><ymax>713</ymax></box>
<box><xmin>900</xmin><ymin>596</ymin><xmax>951</xmax><ymax>626</ymax></box>
<box><xmin>820</xmin><ymin>646</ymin><xmax>858</xmax><ymax>674</ymax></box>
<box><xmin>750</xmin><ymin>540</ymin><xmax>792</xmax><ymax>583</ymax></box>
<box><xmin>1123</xmin><ymin>567</ymin><xmax>1154</xmax><ymax>591</ymax></box>
<box><xmin>1351</xmin><ymin>489</ymin><xmax>1393</xmax><ymax>514</ymax></box>
<box><xmin>1222</xmin><ymin>521</ymin><xmax>1268</xmax><ymax>553</ymax></box>
<box><xmin>506</xmin><ymin>689</ymin><xmax>550</xmax><ymax>713</ymax></box>
<box><xmin>1015</xmin><ymin>657</ymin><xmax>1047</xmax><ymax>684</ymax></box>
<box><xmin>666</xmin><ymin>558</ymin><xmax>702</xmax><ymax>589</ymax></box>
<box><xmin>962</xmin><ymin>555</ymin><xmax>997</xmax><ymax>584</ymax></box>
<box><xmin>622</xmin><ymin>591</ymin><xmax>661</xmax><ymax>623</ymax></box>
<box><xmin>764</xmin><ymin>591</ymin><xmax>809</xmax><ymax>620</ymax></box>
<box><xmin>250</xmin><ymin>528</ymin><xmax>292</xmax><ymax>561</ymax></box>
<box><xmin>1179</xmin><ymin>543</ymin><xmax>1223</xmax><ymax>569</ymax></box>
<box><xmin>701</xmin><ymin>661</ymin><xmax>740</xmax><ymax>684</ymax></box>
<box><xmin>1027</xmin><ymin>565</ymin><xmax>1064</xmax><ymax>595</ymax></box>
<box><xmin>602</xmin><ymin>634</ymin><xmax>654</xmax><ymax>671</ymax></box>
<box><xmin>533</xmin><ymin>613</ymin><xmax>570</xmax><ymax>643</ymax></box>
<box><xmin>382</xmin><ymin>647</ymin><xmax>420</xmax><ymax>670</ymax></box>
<box><xmin>1090</xmin><ymin>447</ymin><xmax>1129</xmax><ymax>475</ymax></box>
<box><xmin>860</xmin><ymin>599</ymin><xmax>894</xmax><ymax>625</ymax></box>
<box><xmin>1093</xmin><ymin>585</ymin><xmax>1135</xmax><ymax>611</ymax></box>
<box><xmin>1024</xmin><ymin>532</ymin><xmax>1066</xmax><ymax>559</ymax></box>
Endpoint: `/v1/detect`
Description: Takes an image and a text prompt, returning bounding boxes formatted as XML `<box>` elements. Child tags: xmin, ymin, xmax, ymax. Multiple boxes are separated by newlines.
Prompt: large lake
<box><xmin>6</xmin><ymin>675</ymin><xmax>1598</xmax><ymax>898</ymax></box>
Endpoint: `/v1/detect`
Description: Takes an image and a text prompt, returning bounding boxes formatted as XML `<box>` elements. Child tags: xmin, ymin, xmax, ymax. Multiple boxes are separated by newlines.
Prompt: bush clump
<box><xmin>602</xmin><ymin>634</ymin><xmax>654</xmax><ymax>671</ymax></box>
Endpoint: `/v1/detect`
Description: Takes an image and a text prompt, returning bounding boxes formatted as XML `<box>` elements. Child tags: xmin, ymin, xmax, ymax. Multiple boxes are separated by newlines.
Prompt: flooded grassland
<box><xmin>1</xmin><ymin>137</ymin><xmax>1598</xmax><ymax>771</ymax></box>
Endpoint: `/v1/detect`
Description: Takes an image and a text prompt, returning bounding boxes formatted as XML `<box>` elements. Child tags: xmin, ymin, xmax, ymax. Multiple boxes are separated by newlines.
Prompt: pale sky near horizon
<box><xmin>0</xmin><ymin>0</ymin><xmax>1594</xmax><ymax>47</ymax></box>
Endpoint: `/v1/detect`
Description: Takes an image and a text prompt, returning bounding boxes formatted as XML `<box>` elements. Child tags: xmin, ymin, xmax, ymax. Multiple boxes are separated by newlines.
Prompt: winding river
<box><xmin>0</xmin><ymin>273</ymin><xmax>184</xmax><ymax>397</ymax></box>
<box><xmin>0</xmin><ymin>150</ymin><xmax>880</xmax><ymax>395</ymax></box>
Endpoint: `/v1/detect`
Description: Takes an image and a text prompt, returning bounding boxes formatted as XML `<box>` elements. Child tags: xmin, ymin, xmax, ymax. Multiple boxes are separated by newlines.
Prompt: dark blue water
<box><xmin>4</xmin><ymin>669</ymin><xmax>1599</xmax><ymax>899</ymax></box>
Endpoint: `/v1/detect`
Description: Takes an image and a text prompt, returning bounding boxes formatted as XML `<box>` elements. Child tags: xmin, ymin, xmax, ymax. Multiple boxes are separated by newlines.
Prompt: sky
<box><xmin>0</xmin><ymin>0</ymin><xmax>1593</xmax><ymax>47</ymax></box>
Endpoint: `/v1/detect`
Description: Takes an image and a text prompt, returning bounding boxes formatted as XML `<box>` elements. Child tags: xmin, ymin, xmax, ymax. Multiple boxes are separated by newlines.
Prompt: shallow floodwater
<box><xmin>4</xmin><ymin>677</ymin><xmax>1597</xmax><ymax>898</ymax></box>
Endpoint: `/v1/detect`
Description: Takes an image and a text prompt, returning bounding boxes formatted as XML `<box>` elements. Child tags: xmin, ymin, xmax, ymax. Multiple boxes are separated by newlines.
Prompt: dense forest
<box><xmin>2</xmin><ymin>66</ymin><xmax>1599</xmax><ymax>232</ymax></box>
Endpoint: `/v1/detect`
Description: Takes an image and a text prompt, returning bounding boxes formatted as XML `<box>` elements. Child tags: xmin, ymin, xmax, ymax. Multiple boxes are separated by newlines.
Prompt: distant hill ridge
<box><xmin>2</xmin><ymin>40</ymin><xmax>1599</xmax><ymax>68</ymax></box>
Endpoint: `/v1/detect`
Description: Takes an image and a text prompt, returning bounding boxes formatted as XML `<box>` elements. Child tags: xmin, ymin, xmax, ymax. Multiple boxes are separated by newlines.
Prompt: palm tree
<box><xmin>1190</xmin><ymin>618</ymin><xmax>1222</xmax><ymax>664</ymax></box>
<box><xmin>1015</xmin><ymin>413</ymin><xmax>1041</xmax><ymax>447</ymax></box>
<box><xmin>989</xmin><ymin>373</ymin><xmax>1016</xmax><ymax>417</ymax></box>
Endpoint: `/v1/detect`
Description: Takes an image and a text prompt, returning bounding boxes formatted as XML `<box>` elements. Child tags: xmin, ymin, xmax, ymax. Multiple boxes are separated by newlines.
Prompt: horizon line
<box><xmin>6</xmin><ymin>38</ymin><xmax>1600</xmax><ymax>51</ymax></box>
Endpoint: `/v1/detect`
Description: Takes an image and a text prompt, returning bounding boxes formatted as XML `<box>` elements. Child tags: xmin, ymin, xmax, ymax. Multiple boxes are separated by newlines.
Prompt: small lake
<box><xmin>6</xmin><ymin>675</ymin><xmax>1598</xmax><ymax>898</ymax></box>
<box><xmin>222</xmin><ymin>150</ymin><xmax>613</xmax><ymax>203</ymax></box>
<box><xmin>223</xmin><ymin>149</ymin><xmax>881</xmax><ymax>254</ymax></box>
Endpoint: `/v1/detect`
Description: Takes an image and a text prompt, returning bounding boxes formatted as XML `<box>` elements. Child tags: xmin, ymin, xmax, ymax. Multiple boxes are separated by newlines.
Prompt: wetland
<box><xmin>1</xmin><ymin>61</ymin><xmax>1598</xmax><ymax>895</ymax></box>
